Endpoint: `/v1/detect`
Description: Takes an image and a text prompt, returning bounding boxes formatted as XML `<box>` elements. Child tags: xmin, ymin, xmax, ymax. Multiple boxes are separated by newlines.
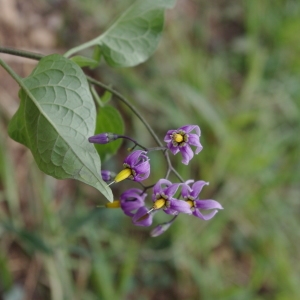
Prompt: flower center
<box><xmin>115</xmin><ymin>168</ymin><xmax>132</xmax><ymax>182</ymax></box>
<box><xmin>105</xmin><ymin>200</ymin><xmax>121</xmax><ymax>208</ymax></box>
<box><xmin>153</xmin><ymin>198</ymin><xmax>166</xmax><ymax>210</ymax></box>
<box><xmin>173</xmin><ymin>133</ymin><xmax>184</xmax><ymax>143</ymax></box>
<box><xmin>186</xmin><ymin>199</ymin><xmax>194</xmax><ymax>208</ymax></box>
<box><xmin>171</xmin><ymin>131</ymin><xmax>188</xmax><ymax>147</ymax></box>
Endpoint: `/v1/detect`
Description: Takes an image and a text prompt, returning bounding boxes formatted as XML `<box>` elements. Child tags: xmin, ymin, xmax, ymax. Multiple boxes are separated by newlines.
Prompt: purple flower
<box><xmin>88</xmin><ymin>133</ymin><xmax>119</xmax><ymax>144</ymax></box>
<box><xmin>164</xmin><ymin>125</ymin><xmax>203</xmax><ymax>165</ymax></box>
<box><xmin>152</xmin><ymin>179</ymin><xmax>192</xmax><ymax>215</ymax></box>
<box><xmin>120</xmin><ymin>188</ymin><xmax>147</xmax><ymax>217</ymax></box>
<box><xmin>115</xmin><ymin>150</ymin><xmax>150</xmax><ymax>183</ymax></box>
<box><xmin>101</xmin><ymin>170</ymin><xmax>116</xmax><ymax>182</ymax></box>
<box><xmin>181</xmin><ymin>180</ymin><xmax>223</xmax><ymax>220</ymax></box>
<box><xmin>119</xmin><ymin>189</ymin><xmax>153</xmax><ymax>227</ymax></box>
<box><xmin>132</xmin><ymin>206</ymin><xmax>153</xmax><ymax>227</ymax></box>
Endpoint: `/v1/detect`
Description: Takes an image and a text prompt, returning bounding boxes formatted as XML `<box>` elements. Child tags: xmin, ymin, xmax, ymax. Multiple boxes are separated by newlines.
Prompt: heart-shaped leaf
<box><xmin>64</xmin><ymin>0</ymin><xmax>177</xmax><ymax>67</ymax></box>
<box><xmin>99</xmin><ymin>0</ymin><xmax>176</xmax><ymax>67</ymax></box>
<box><xmin>8</xmin><ymin>54</ymin><xmax>113</xmax><ymax>202</ymax></box>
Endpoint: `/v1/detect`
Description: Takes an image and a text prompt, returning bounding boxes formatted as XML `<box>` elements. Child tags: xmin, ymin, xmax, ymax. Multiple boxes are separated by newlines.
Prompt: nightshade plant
<box><xmin>0</xmin><ymin>0</ymin><xmax>222</xmax><ymax>237</ymax></box>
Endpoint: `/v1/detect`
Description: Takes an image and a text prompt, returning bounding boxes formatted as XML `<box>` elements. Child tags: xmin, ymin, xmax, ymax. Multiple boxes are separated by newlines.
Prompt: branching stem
<box><xmin>0</xmin><ymin>46</ymin><xmax>183</xmax><ymax>182</ymax></box>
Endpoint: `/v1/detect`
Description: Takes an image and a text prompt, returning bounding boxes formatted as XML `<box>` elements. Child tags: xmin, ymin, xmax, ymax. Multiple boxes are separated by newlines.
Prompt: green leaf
<box><xmin>92</xmin><ymin>45</ymin><xmax>102</xmax><ymax>63</ymax></box>
<box><xmin>70</xmin><ymin>55</ymin><xmax>99</xmax><ymax>68</ymax></box>
<box><xmin>99</xmin><ymin>0</ymin><xmax>176</xmax><ymax>67</ymax></box>
<box><xmin>95</xmin><ymin>106</ymin><xmax>124</xmax><ymax>161</ymax></box>
<box><xmin>8</xmin><ymin>54</ymin><xmax>113</xmax><ymax>202</ymax></box>
<box><xmin>101</xmin><ymin>90</ymin><xmax>112</xmax><ymax>104</ymax></box>
<box><xmin>65</xmin><ymin>0</ymin><xmax>177</xmax><ymax>66</ymax></box>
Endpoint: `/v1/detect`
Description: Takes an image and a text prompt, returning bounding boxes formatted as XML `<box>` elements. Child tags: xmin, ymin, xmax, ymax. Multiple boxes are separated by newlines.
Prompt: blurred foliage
<box><xmin>0</xmin><ymin>0</ymin><xmax>300</xmax><ymax>299</ymax></box>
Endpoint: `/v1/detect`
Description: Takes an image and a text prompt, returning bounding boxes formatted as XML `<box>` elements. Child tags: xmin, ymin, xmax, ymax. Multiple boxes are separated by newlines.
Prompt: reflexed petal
<box><xmin>188</xmin><ymin>133</ymin><xmax>203</xmax><ymax>154</ymax></box>
<box><xmin>124</xmin><ymin>150</ymin><xmax>145</xmax><ymax>166</ymax></box>
<box><xmin>190</xmin><ymin>181</ymin><xmax>209</xmax><ymax>198</ymax></box>
<box><xmin>181</xmin><ymin>182</ymin><xmax>192</xmax><ymax>198</ymax></box>
<box><xmin>167</xmin><ymin>142</ymin><xmax>180</xmax><ymax>155</ymax></box>
<box><xmin>164</xmin><ymin>183</ymin><xmax>181</xmax><ymax>198</ymax></box>
<box><xmin>120</xmin><ymin>188</ymin><xmax>145</xmax><ymax>200</ymax></box>
<box><xmin>134</xmin><ymin>168</ymin><xmax>150</xmax><ymax>182</ymax></box>
<box><xmin>133</xmin><ymin>160</ymin><xmax>150</xmax><ymax>174</ymax></box>
<box><xmin>120</xmin><ymin>188</ymin><xmax>147</xmax><ymax>216</ymax></box>
<box><xmin>180</xmin><ymin>125</ymin><xmax>200</xmax><ymax>136</ymax></box>
<box><xmin>195</xmin><ymin>199</ymin><xmax>223</xmax><ymax>210</ymax></box>
<box><xmin>193</xmin><ymin>209</ymin><xmax>218</xmax><ymax>220</ymax></box>
<box><xmin>163</xmin><ymin>208</ymin><xmax>179</xmax><ymax>215</ymax></box>
<box><xmin>121</xmin><ymin>199</ymin><xmax>143</xmax><ymax>213</ymax></box>
<box><xmin>180</xmin><ymin>145</ymin><xmax>194</xmax><ymax>165</ymax></box>
<box><xmin>153</xmin><ymin>179</ymin><xmax>172</xmax><ymax>196</ymax></box>
<box><xmin>132</xmin><ymin>207</ymin><xmax>153</xmax><ymax>227</ymax></box>
<box><xmin>169</xmin><ymin>199</ymin><xmax>192</xmax><ymax>214</ymax></box>
<box><xmin>164</xmin><ymin>130</ymin><xmax>175</xmax><ymax>142</ymax></box>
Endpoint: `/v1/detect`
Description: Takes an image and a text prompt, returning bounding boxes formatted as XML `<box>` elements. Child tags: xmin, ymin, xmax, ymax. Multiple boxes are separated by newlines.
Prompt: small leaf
<box><xmin>95</xmin><ymin>0</ymin><xmax>176</xmax><ymax>67</ymax></box>
<box><xmin>101</xmin><ymin>90</ymin><xmax>112</xmax><ymax>104</ymax></box>
<box><xmin>95</xmin><ymin>106</ymin><xmax>124</xmax><ymax>161</ymax></box>
<box><xmin>8</xmin><ymin>54</ymin><xmax>113</xmax><ymax>201</ymax></box>
<box><xmin>92</xmin><ymin>45</ymin><xmax>102</xmax><ymax>63</ymax></box>
<box><xmin>70</xmin><ymin>55</ymin><xmax>99</xmax><ymax>68</ymax></box>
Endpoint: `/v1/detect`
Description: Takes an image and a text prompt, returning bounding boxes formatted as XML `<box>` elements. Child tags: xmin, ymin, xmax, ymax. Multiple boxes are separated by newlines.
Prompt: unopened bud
<box><xmin>101</xmin><ymin>170</ymin><xmax>116</xmax><ymax>182</ymax></box>
<box><xmin>88</xmin><ymin>133</ymin><xmax>118</xmax><ymax>144</ymax></box>
<box><xmin>150</xmin><ymin>222</ymin><xmax>172</xmax><ymax>237</ymax></box>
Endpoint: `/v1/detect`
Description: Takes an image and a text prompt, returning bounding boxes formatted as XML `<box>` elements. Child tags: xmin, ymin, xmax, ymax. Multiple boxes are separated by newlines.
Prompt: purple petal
<box><xmin>168</xmin><ymin>199</ymin><xmax>192</xmax><ymax>214</ymax></box>
<box><xmin>134</xmin><ymin>168</ymin><xmax>150</xmax><ymax>182</ymax></box>
<box><xmin>167</xmin><ymin>142</ymin><xmax>180</xmax><ymax>155</ymax></box>
<box><xmin>120</xmin><ymin>188</ymin><xmax>146</xmax><ymax>201</ymax></box>
<box><xmin>181</xmin><ymin>183</ymin><xmax>192</xmax><ymax>198</ymax></box>
<box><xmin>124</xmin><ymin>150</ymin><xmax>145</xmax><ymax>166</ymax></box>
<box><xmin>164</xmin><ymin>130</ymin><xmax>175</xmax><ymax>142</ymax></box>
<box><xmin>164</xmin><ymin>183</ymin><xmax>181</xmax><ymax>198</ymax></box>
<box><xmin>180</xmin><ymin>145</ymin><xmax>194</xmax><ymax>165</ymax></box>
<box><xmin>190</xmin><ymin>181</ymin><xmax>209</xmax><ymax>198</ymax></box>
<box><xmin>179</xmin><ymin>125</ymin><xmax>200</xmax><ymax>135</ymax></box>
<box><xmin>193</xmin><ymin>209</ymin><xmax>218</xmax><ymax>220</ymax></box>
<box><xmin>153</xmin><ymin>179</ymin><xmax>172</xmax><ymax>196</ymax></box>
<box><xmin>188</xmin><ymin>133</ymin><xmax>203</xmax><ymax>154</ymax></box>
<box><xmin>133</xmin><ymin>160</ymin><xmax>150</xmax><ymax>174</ymax></box>
<box><xmin>132</xmin><ymin>207</ymin><xmax>153</xmax><ymax>227</ymax></box>
<box><xmin>195</xmin><ymin>199</ymin><xmax>223</xmax><ymax>210</ymax></box>
<box><xmin>163</xmin><ymin>208</ymin><xmax>179</xmax><ymax>215</ymax></box>
<box><xmin>121</xmin><ymin>199</ymin><xmax>144</xmax><ymax>213</ymax></box>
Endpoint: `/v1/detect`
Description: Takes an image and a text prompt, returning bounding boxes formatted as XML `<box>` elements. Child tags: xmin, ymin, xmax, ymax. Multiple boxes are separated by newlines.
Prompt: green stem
<box><xmin>86</xmin><ymin>76</ymin><xmax>163</xmax><ymax>148</ymax></box>
<box><xmin>0</xmin><ymin>47</ymin><xmax>183</xmax><ymax>182</ymax></box>
<box><xmin>63</xmin><ymin>37</ymin><xmax>100</xmax><ymax>58</ymax></box>
<box><xmin>0</xmin><ymin>58</ymin><xmax>23</xmax><ymax>82</ymax></box>
<box><xmin>86</xmin><ymin>77</ymin><xmax>182</xmax><ymax>182</ymax></box>
<box><xmin>90</xmin><ymin>85</ymin><xmax>104</xmax><ymax>108</ymax></box>
<box><xmin>0</xmin><ymin>46</ymin><xmax>43</xmax><ymax>60</ymax></box>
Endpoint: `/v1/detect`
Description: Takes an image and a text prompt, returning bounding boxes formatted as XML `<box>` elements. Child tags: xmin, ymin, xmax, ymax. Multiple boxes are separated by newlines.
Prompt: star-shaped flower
<box><xmin>164</xmin><ymin>125</ymin><xmax>203</xmax><ymax>165</ymax></box>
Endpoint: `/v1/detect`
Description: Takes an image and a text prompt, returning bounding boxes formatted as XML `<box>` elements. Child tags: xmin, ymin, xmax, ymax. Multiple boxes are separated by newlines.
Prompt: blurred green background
<box><xmin>0</xmin><ymin>0</ymin><xmax>300</xmax><ymax>299</ymax></box>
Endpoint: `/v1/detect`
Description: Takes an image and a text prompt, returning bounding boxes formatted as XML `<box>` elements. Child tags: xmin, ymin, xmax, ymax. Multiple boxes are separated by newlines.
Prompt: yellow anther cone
<box><xmin>115</xmin><ymin>168</ymin><xmax>132</xmax><ymax>183</ymax></box>
<box><xmin>153</xmin><ymin>198</ymin><xmax>166</xmax><ymax>210</ymax></box>
<box><xmin>105</xmin><ymin>200</ymin><xmax>121</xmax><ymax>208</ymax></box>
<box><xmin>174</xmin><ymin>134</ymin><xmax>184</xmax><ymax>143</ymax></box>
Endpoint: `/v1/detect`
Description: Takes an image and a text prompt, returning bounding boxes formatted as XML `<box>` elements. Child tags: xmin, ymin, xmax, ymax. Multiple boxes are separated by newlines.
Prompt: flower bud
<box><xmin>101</xmin><ymin>170</ymin><xmax>116</xmax><ymax>182</ymax></box>
<box><xmin>150</xmin><ymin>222</ymin><xmax>172</xmax><ymax>237</ymax></box>
<box><xmin>88</xmin><ymin>133</ymin><xmax>118</xmax><ymax>144</ymax></box>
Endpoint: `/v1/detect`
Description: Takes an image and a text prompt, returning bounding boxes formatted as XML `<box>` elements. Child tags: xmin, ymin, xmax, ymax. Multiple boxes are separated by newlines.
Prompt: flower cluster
<box><xmin>89</xmin><ymin>125</ymin><xmax>223</xmax><ymax>236</ymax></box>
